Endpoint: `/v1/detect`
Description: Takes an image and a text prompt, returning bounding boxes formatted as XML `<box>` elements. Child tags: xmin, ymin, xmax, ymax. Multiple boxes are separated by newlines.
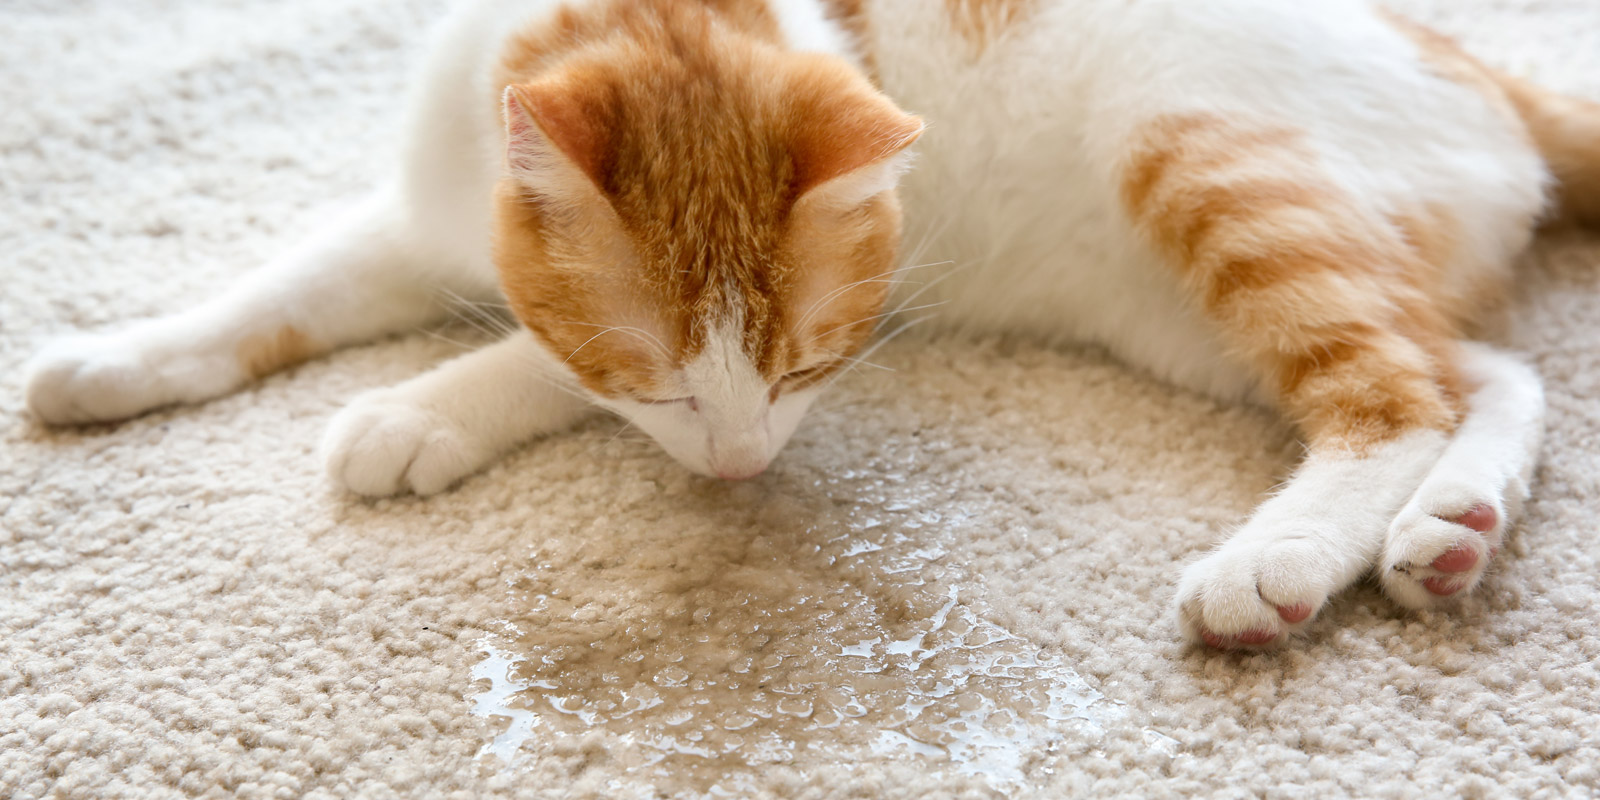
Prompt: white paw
<box><xmin>1175</xmin><ymin>531</ymin><xmax>1342</xmax><ymax>649</ymax></box>
<box><xmin>322</xmin><ymin>392</ymin><xmax>493</xmax><ymax>496</ymax></box>
<box><xmin>1381</xmin><ymin>488</ymin><xmax>1505</xmax><ymax>609</ymax></box>
<box><xmin>25</xmin><ymin>335</ymin><xmax>177</xmax><ymax>424</ymax></box>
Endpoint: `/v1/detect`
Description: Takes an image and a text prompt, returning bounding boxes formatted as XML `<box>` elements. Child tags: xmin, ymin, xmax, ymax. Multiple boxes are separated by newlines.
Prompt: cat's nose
<box><xmin>709</xmin><ymin>443</ymin><xmax>769</xmax><ymax>479</ymax></box>
<box><xmin>715</xmin><ymin>462</ymin><xmax>767</xmax><ymax>481</ymax></box>
<box><xmin>708</xmin><ymin>433</ymin><xmax>769</xmax><ymax>480</ymax></box>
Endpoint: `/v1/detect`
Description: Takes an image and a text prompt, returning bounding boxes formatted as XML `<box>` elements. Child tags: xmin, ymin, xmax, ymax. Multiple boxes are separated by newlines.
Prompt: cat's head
<box><xmin>492</xmin><ymin>32</ymin><xmax>922</xmax><ymax>479</ymax></box>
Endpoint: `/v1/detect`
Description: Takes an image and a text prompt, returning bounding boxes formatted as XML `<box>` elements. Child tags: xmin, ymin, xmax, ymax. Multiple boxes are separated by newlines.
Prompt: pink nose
<box><xmin>715</xmin><ymin>463</ymin><xmax>768</xmax><ymax>481</ymax></box>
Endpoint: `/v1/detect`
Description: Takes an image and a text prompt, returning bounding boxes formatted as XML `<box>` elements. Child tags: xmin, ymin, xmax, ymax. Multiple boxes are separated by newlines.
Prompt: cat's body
<box><xmin>26</xmin><ymin>0</ymin><xmax>1600</xmax><ymax>648</ymax></box>
<box><xmin>881</xmin><ymin>1</ymin><xmax>1543</xmax><ymax>401</ymax></box>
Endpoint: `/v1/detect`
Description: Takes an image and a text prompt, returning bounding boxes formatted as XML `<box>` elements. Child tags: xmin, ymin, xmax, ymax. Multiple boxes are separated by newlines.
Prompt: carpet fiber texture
<box><xmin>5</xmin><ymin>1</ymin><xmax>1600</xmax><ymax>797</ymax></box>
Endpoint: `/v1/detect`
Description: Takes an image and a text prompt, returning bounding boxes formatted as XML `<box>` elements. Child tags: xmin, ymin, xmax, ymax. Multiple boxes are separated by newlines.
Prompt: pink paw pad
<box><xmin>1447</xmin><ymin>504</ymin><xmax>1497</xmax><ymax>534</ymax></box>
<box><xmin>1276</xmin><ymin>603</ymin><xmax>1313</xmax><ymax>624</ymax></box>
<box><xmin>1234</xmin><ymin>628</ymin><xmax>1278</xmax><ymax>645</ymax></box>
<box><xmin>1197</xmin><ymin>626</ymin><xmax>1279</xmax><ymax>649</ymax></box>
<box><xmin>1422</xmin><ymin>575</ymin><xmax>1465</xmax><ymax>596</ymax></box>
<box><xmin>1429</xmin><ymin>543</ymin><xmax>1479</xmax><ymax>574</ymax></box>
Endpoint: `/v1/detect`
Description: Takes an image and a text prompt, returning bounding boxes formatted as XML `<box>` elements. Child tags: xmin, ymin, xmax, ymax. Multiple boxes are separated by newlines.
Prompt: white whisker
<box><xmin>808</xmin><ymin>300</ymin><xmax>948</xmax><ymax>345</ymax></box>
<box><xmin>817</xmin><ymin>313</ymin><xmax>937</xmax><ymax>397</ymax></box>
<box><xmin>792</xmin><ymin>259</ymin><xmax>950</xmax><ymax>333</ymax></box>
<box><xmin>421</xmin><ymin>328</ymin><xmax>489</xmax><ymax>351</ymax></box>
<box><xmin>602</xmin><ymin>420</ymin><xmax>638</xmax><ymax>447</ymax></box>
<box><xmin>555</xmin><ymin>320</ymin><xmax>673</xmax><ymax>361</ymax></box>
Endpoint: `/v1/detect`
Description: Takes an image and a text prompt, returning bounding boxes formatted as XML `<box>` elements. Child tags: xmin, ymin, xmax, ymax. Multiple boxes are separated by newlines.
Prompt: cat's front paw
<box><xmin>322</xmin><ymin>392</ymin><xmax>493</xmax><ymax>496</ymax></box>
<box><xmin>1175</xmin><ymin>533</ymin><xmax>1340</xmax><ymax>650</ymax></box>
<box><xmin>26</xmin><ymin>335</ymin><xmax>178</xmax><ymax>424</ymax></box>
<box><xmin>1381</xmin><ymin>494</ymin><xmax>1504</xmax><ymax>609</ymax></box>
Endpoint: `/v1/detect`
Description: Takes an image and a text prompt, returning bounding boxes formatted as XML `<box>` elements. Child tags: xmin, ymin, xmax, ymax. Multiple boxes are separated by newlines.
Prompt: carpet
<box><xmin>4</xmin><ymin>1</ymin><xmax>1600</xmax><ymax>797</ymax></box>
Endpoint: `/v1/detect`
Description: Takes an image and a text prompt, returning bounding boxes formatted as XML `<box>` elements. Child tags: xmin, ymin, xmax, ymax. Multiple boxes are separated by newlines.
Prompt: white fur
<box><xmin>323</xmin><ymin>330</ymin><xmax>591</xmax><ymax>495</ymax></box>
<box><xmin>25</xmin><ymin>193</ymin><xmax>441</xmax><ymax>424</ymax></box>
<box><xmin>1381</xmin><ymin>344</ymin><xmax>1545</xmax><ymax>608</ymax></box>
<box><xmin>598</xmin><ymin>320</ymin><xmax>821</xmax><ymax>480</ymax></box>
<box><xmin>1177</xmin><ymin>431</ymin><xmax>1450</xmax><ymax>643</ymax></box>
<box><xmin>769</xmin><ymin>0</ymin><xmax>857</xmax><ymax>63</ymax></box>
<box><xmin>871</xmin><ymin>0</ymin><xmax>1545</xmax><ymax>402</ymax></box>
<box><xmin>22</xmin><ymin>0</ymin><xmax>1557</xmax><ymax>639</ymax></box>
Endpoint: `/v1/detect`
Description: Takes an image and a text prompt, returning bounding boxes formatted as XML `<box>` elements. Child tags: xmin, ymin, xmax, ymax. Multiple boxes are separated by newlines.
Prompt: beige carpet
<box><xmin>5</xmin><ymin>1</ymin><xmax>1600</xmax><ymax>797</ymax></box>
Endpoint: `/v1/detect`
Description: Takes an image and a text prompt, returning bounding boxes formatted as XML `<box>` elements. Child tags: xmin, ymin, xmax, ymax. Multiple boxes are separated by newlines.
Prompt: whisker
<box><xmin>794</xmin><ymin>278</ymin><xmax>905</xmax><ymax>334</ymax></box>
<box><xmin>792</xmin><ymin>259</ymin><xmax>950</xmax><ymax>333</ymax></box>
<box><xmin>829</xmin><ymin>352</ymin><xmax>894</xmax><ymax>372</ymax></box>
<box><xmin>429</xmin><ymin>288</ymin><xmax>524</xmax><ymax>344</ymax></box>
<box><xmin>816</xmin><ymin>313</ymin><xmax>937</xmax><ymax>397</ymax></box>
<box><xmin>881</xmin><ymin>256</ymin><xmax>974</xmax><ymax>321</ymax></box>
<box><xmin>807</xmin><ymin>300</ymin><xmax>948</xmax><ymax>345</ymax></box>
<box><xmin>445</xmin><ymin>313</ymin><xmax>515</xmax><ymax>343</ymax></box>
<box><xmin>435</xmin><ymin>287</ymin><xmax>515</xmax><ymax>322</ymax></box>
<box><xmin>421</xmin><ymin>328</ymin><xmax>491</xmax><ymax>351</ymax></box>
<box><xmin>602</xmin><ymin>420</ymin><xmax>638</xmax><ymax>448</ymax></box>
<box><xmin>554</xmin><ymin>320</ymin><xmax>673</xmax><ymax>361</ymax></box>
<box><xmin>896</xmin><ymin>204</ymin><xmax>957</xmax><ymax>275</ymax></box>
<box><xmin>507</xmin><ymin>353</ymin><xmax>594</xmax><ymax>406</ymax></box>
<box><xmin>564</xmin><ymin>327</ymin><xmax>642</xmax><ymax>364</ymax></box>
<box><xmin>858</xmin><ymin>313</ymin><xmax>934</xmax><ymax>363</ymax></box>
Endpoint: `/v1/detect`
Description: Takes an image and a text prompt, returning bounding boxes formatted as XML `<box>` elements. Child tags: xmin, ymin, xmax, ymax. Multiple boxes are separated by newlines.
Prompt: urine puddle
<box><xmin>467</xmin><ymin>470</ymin><xmax>1174</xmax><ymax>794</ymax></box>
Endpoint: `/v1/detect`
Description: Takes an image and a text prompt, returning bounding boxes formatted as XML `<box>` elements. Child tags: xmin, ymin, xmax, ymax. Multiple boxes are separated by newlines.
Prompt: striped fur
<box><xmin>1119</xmin><ymin>113</ymin><xmax>1465</xmax><ymax>451</ymax></box>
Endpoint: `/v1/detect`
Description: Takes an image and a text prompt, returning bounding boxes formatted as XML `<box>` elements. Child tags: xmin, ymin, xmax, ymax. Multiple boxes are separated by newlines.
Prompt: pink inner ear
<box><xmin>504</xmin><ymin>81</ymin><xmax>610</xmax><ymax>187</ymax></box>
<box><xmin>790</xmin><ymin>93</ymin><xmax>924</xmax><ymax>194</ymax></box>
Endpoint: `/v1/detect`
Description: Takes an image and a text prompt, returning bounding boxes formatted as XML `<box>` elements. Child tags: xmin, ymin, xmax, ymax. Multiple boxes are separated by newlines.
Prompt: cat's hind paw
<box><xmin>1175</xmin><ymin>534</ymin><xmax>1339</xmax><ymax>650</ymax></box>
<box><xmin>25</xmin><ymin>335</ymin><xmax>178</xmax><ymax>425</ymax></box>
<box><xmin>1381</xmin><ymin>496</ymin><xmax>1503</xmax><ymax>609</ymax></box>
<box><xmin>322</xmin><ymin>392</ymin><xmax>492</xmax><ymax>496</ymax></box>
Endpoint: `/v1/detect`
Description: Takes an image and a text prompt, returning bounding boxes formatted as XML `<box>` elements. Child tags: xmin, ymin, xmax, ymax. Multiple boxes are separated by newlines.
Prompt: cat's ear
<box><xmin>502</xmin><ymin>82</ymin><xmax>612</xmax><ymax>205</ymax></box>
<box><xmin>789</xmin><ymin>81</ymin><xmax>924</xmax><ymax>209</ymax></box>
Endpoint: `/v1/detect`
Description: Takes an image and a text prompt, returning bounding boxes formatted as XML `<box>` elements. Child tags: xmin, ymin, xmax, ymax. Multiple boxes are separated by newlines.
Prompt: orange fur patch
<box><xmin>1122</xmin><ymin>113</ymin><xmax>1465</xmax><ymax>452</ymax></box>
<box><xmin>237</xmin><ymin>325</ymin><xmax>316</xmax><ymax>380</ymax></box>
<box><xmin>1381</xmin><ymin>13</ymin><xmax>1518</xmax><ymax>119</ymax></box>
<box><xmin>1390</xmin><ymin>205</ymin><xmax>1458</xmax><ymax>276</ymax></box>
<box><xmin>945</xmin><ymin>0</ymin><xmax>1035</xmax><ymax>54</ymax></box>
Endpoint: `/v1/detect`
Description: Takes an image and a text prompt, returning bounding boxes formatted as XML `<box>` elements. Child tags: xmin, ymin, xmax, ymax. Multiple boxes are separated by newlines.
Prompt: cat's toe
<box><xmin>1381</xmin><ymin>499</ymin><xmax>1503</xmax><ymax>609</ymax></box>
<box><xmin>323</xmin><ymin>394</ymin><xmax>487</xmax><ymax>496</ymax></box>
<box><xmin>1175</xmin><ymin>538</ymin><xmax>1332</xmax><ymax>650</ymax></box>
<box><xmin>25</xmin><ymin>336</ymin><xmax>171</xmax><ymax>425</ymax></box>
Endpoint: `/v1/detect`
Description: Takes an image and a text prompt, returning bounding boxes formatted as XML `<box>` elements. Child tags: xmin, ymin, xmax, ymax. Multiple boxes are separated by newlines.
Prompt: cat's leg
<box><xmin>1381</xmin><ymin>343</ymin><xmax>1544</xmax><ymax>607</ymax></box>
<box><xmin>1175</xmin><ymin>431</ymin><xmax>1450</xmax><ymax>647</ymax></box>
<box><xmin>1118</xmin><ymin>114</ymin><xmax>1474</xmax><ymax>647</ymax></box>
<box><xmin>25</xmin><ymin>191</ymin><xmax>449</xmax><ymax>424</ymax></box>
<box><xmin>322</xmin><ymin>329</ymin><xmax>593</xmax><ymax>496</ymax></box>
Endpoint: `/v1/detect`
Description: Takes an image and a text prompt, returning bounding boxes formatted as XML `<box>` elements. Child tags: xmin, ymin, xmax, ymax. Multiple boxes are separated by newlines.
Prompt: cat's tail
<box><xmin>1496</xmin><ymin>74</ymin><xmax>1600</xmax><ymax>229</ymax></box>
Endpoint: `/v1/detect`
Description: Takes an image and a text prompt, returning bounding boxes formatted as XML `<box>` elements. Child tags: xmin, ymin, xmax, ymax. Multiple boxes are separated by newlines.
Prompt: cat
<box><xmin>24</xmin><ymin>0</ymin><xmax>1600</xmax><ymax>649</ymax></box>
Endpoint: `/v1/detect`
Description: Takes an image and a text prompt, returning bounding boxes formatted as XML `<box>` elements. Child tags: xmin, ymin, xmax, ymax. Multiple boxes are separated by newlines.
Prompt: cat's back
<box><xmin>854</xmin><ymin>0</ymin><xmax>1285</xmax><ymax>398</ymax></box>
<box><xmin>852</xmin><ymin>0</ymin><xmax>1544</xmax><ymax>399</ymax></box>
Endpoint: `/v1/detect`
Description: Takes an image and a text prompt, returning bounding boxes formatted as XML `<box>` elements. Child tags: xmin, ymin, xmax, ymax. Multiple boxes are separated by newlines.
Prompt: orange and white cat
<box><xmin>25</xmin><ymin>0</ymin><xmax>1600</xmax><ymax>649</ymax></box>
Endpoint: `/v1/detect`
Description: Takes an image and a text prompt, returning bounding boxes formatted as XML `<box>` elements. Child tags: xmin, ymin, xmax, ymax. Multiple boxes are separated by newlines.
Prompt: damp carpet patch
<box><xmin>4</xmin><ymin>1</ymin><xmax>1599</xmax><ymax>797</ymax></box>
